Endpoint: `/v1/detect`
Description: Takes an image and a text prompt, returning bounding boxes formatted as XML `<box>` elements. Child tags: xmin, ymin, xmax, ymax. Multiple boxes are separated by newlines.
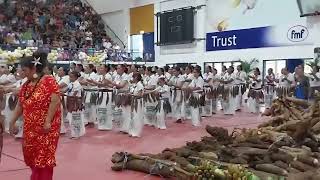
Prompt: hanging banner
<box><xmin>206</xmin><ymin>24</ymin><xmax>314</xmax><ymax>51</ymax></box>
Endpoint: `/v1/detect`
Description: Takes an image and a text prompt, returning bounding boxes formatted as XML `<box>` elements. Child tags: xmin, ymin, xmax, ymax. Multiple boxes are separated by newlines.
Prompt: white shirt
<box><xmin>57</xmin><ymin>75</ymin><xmax>69</xmax><ymax>85</ymax></box>
<box><xmin>14</xmin><ymin>77</ymin><xmax>27</xmax><ymax>88</ymax></box>
<box><xmin>250</xmin><ymin>75</ymin><xmax>262</xmax><ymax>89</ymax></box>
<box><xmin>129</xmin><ymin>81</ymin><xmax>144</xmax><ymax>96</ymax></box>
<box><xmin>203</xmin><ymin>72</ymin><xmax>213</xmax><ymax>81</ymax></box>
<box><xmin>279</xmin><ymin>73</ymin><xmax>295</xmax><ymax>87</ymax></box>
<box><xmin>155</xmin><ymin>84</ymin><xmax>170</xmax><ymax>98</ymax></box>
<box><xmin>234</xmin><ymin>71</ymin><xmax>247</xmax><ymax>85</ymax></box>
<box><xmin>114</xmin><ymin>73</ymin><xmax>129</xmax><ymax>90</ymax></box>
<box><xmin>189</xmin><ymin>77</ymin><xmax>204</xmax><ymax>90</ymax></box>
<box><xmin>169</xmin><ymin>75</ymin><xmax>185</xmax><ymax>87</ymax></box>
<box><xmin>67</xmin><ymin>80</ymin><xmax>82</xmax><ymax>97</ymax></box>
<box><xmin>309</xmin><ymin>72</ymin><xmax>320</xmax><ymax>87</ymax></box>
<box><xmin>265</xmin><ymin>73</ymin><xmax>276</xmax><ymax>85</ymax></box>
<box><xmin>143</xmin><ymin>74</ymin><xmax>158</xmax><ymax>88</ymax></box>
<box><xmin>88</xmin><ymin>72</ymin><xmax>99</xmax><ymax>81</ymax></box>
<box><xmin>223</xmin><ymin>73</ymin><xmax>235</xmax><ymax>87</ymax></box>
<box><xmin>0</xmin><ymin>74</ymin><xmax>16</xmax><ymax>84</ymax></box>
<box><xmin>165</xmin><ymin>72</ymin><xmax>171</xmax><ymax>81</ymax></box>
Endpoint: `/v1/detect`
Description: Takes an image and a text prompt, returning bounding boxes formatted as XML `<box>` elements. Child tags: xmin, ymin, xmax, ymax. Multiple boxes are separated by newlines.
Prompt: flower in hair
<box><xmin>32</xmin><ymin>57</ymin><xmax>42</xmax><ymax>66</ymax></box>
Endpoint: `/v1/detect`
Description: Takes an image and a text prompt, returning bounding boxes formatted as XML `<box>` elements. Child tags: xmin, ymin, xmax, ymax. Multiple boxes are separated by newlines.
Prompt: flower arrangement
<box><xmin>47</xmin><ymin>50</ymin><xmax>59</xmax><ymax>63</ymax></box>
<box><xmin>87</xmin><ymin>53</ymin><xmax>106</xmax><ymax>65</ymax></box>
<box><xmin>0</xmin><ymin>47</ymin><xmax>35</xmax><ymax>64</ymax></box>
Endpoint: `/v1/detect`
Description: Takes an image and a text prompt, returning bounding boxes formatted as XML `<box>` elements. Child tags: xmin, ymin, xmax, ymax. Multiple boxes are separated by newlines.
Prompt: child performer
<box><xmin>154</xmin><ymin>76</ymin><xmax>171</xmax><ymax>129</ymax></box>
<box><xmin>128</xmin><ymin>73</ymin><xmax>144</xmax><ymax>137</ymax></box>
<box><xmin>66</xmin><ymin>72</ymin><xmax>85</xmax><ymax>139</ymax></box>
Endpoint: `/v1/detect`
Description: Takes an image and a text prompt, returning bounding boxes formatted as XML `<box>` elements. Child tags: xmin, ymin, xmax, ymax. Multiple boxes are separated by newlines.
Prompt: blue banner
<box><xmin>206</xmin><ymin>25</ymin><xmax>313</xmax><ymax>51</ymax></box>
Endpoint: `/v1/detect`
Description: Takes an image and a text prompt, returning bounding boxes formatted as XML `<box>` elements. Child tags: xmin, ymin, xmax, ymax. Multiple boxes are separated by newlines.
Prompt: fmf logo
<box><xmin>287</xmin><ymin>25</ymin><xmax>309</xmax><ymax>42</ymax></box>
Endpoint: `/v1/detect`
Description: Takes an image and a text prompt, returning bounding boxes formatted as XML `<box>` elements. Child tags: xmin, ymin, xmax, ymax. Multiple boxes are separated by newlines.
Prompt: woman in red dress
<box><xmin>9</xmin><ymin>52</ymin><xmax>61</xmax><ymax>180</ymax></box>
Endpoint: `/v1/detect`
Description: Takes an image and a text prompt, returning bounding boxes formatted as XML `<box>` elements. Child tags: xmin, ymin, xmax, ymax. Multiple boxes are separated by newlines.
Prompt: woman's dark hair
<box><xmin>133</xmin><ymin>72</ymin><xmax>142</xmax><ymax>82</ymax></box>
<box><xmin>158</xmin><ymin>68</ymin><xmax>164</xmax><ymax>75</ymax></box>
<box><xmin>194</xmin><ymin>67</ymin><xmax>202</xmax><ymax>77</ymax></box>
<box><xmin>146</xmin><ymin>66</ymin><xmax>153</xmax><ymax>73</ymax></box>
<box><xmin>255</xmin><ymin>67</ymin><xmax>261</xmax><ymax>75</ymax></box>
<box><xmin>238</xmin><ymin>64</ymin><xmax>243</xmax><ymax>71</ymax></box>
<box><xmin>102</xmin><ymin>64</ymin><xmax>111</xmax><ymax>72</ymax></box>
<box><xmin>20</xmin><ymin>51</ymin><xmax>48</xmax><ymax>75</ymax></box>
<box><xmin>88</xmin><ymin>64</ymin><xmax>96</xmax><ymax>73</ymax></box>
<box><xmin>174</xmin><ymin>66</ymin><xmax>181</xmax><ymax>73</ymax></box>
<box><xmin>76</xmin><ymin>64</ymin><xmax>84</xmax><ymax>72</ymax></box>
<box><xmin>164</xmin><ymin>66</ymin><xmax>169</xmax><ymax>72</ymax></box>
<box><xmin>69</xmin><ymin>71</ymin><xmax>80</xmax><ymax>79</ymax></box>
<box><xmin>186</xmin><ymin>65</ymin><xmax>194</xmax><ymax>72</ymax></box>
<box><xmin>314</xmin><ymin>66</ymin><xmax>319</xmax><ymax>72</ymax></box>
<box><xmin>222</xmin><ymin>65</ymin><xmax>227</xmax><ymax>70</ymax></box>
<box><xmin>206</xmin><ymin>66</ymin><xmax>212</xmax><ymax>72</ymax></box>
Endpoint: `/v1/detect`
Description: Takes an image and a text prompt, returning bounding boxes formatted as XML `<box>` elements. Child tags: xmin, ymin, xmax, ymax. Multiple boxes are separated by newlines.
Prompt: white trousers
<box><xmin>69</xmin><ymin>111</ymin><xmax>86</xmax><ymax>138</ymax></box>
<box><xmin>156</xmin><ymin>100</ymin><xmax>167</xmax><ymax>130</ymax></box>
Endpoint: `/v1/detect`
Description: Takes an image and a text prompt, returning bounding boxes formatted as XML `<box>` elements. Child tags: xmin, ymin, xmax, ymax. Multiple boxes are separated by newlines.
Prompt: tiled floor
<box><xmin>0</xmin><ymin>111</ymin><xmax>266</xmax><ymax>180</ymax></box>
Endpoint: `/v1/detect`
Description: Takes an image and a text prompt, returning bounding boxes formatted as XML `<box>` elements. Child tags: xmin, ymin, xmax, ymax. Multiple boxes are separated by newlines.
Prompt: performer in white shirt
<box><xmin>143</xmin><ymin>67</ymin><xmax>158</xmax><ymax>126</ymax></box>
<box><xmin>2</xmin><ymin>66</ymin><xmax>27</xmax><ymax>138</ymax></box>
<box><xmin>81</xmin><ymin>64</ymin><xmax>100</xmax><ymax>126</ymax></box>
<box><xmin>56</xmin><ymin>67</ymin><xmax>70</xmax><ymax>133</ymax></box>
<box><xmin>168</xmin><ymin>67</ymin><xmax>185</xmax><ymax>123</ymax></box>
<box><xmin>181</xmin><ymin>65</ymin><xmax>194</xmax><ymax>120</ymax></box>
<box><xmin>128</xmin><ymin>73</ymin><xmax>144</xmax><ymax>137</ymax></box>
<box><xmin>276</xmin><ymin>68</ymin><xmax>295</xmax><ymax>97</ymax></box>
<box><xmin>247</xmin><ymin>68</ymin><xmax>263</xmax><ymax>113</ymax></box>
<box><xmin>202</xmin><ymin>66</ymin><xmax>214</xmax><ymax>116</ymax></box>
<box><xmin>65</xmin><ymin>71</ymin><xmax>85</xmax><ymax>139</ymax></box>
<box><xmin>219</xmin><ymin>66</ymin><xmax>236</xmax><ymax>115</ymax></box>
<box><xmin>107</xmin><ymin>64</ymin><xmax>130</xmax><ymax>133</ymax></box>
<box><xmin>184</xmin><ymin>68</ymin><xmax>204</xmax><ymax>126</ymax></box>
<box><xmin>234</xmin><ymin>65</ymin><xmax>247</xmax><ymax>111</ymax></box>
<box><xmin>309</xmin><ymin>66</ymin><xmax>320</xmax><ymax>98</ymax></box>
<box><xmin>87</xmin><ymin>64</ymin><xmax>114</xmax><ymax>131</ymax></box>
<box><xmin>0</xmin><ymin>65</ymin><xmax>17</xmax><ymax>132</ymax></box>
<box><xmin>264</xmin><ymin>68</ymin><xmax>276</xmax><ymax>109</ymax></box>
<box><xmin>154</xmin><ymin>76</ymin><xmax>171</xmax><ymax>130</ymax></box>
<box><xmin>164</xmin><ymin>66</ymin><xmax>172</xmax><ymax>82</ymax></box>
<box><xmin>211</xmin><ymin>68</ymin><xmax>220</xmax><ymax>114</ymax></box>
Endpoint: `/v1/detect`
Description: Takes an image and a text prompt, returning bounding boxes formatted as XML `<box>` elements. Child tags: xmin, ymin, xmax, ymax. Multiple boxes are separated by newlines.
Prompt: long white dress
<box><xmin>169</xmin><ymin>75</ymin><xmax>185</xmax><ymax>121</ymax></box>
<box><xmin>264</xmin><ymin>73</ymin><xmax>276</xmax><ymax>109</ymax></box>
<box><xmin>113</xmin><ymin>73</ymin><xmax>131</xmax><ymax>133</ymax></box>
<box><xmin>97</xmin><ymin>73</ymin><xmax>113</xmax><ymax>130</ymax></box>
<box><xmin>57</xmin><ymin>75</ymin><xmax>70</xmax><ymax>134</ymax></box>
<box><xmin>1</xmin><ymin>73</ymin><xmax>17</xmax><ymax>132</ymax></box>
<box><xmin>234</xmin><ymin>71</ymin><xmax>247</xmax><ymax>110</ymax></box>
<box><xmin>188</xmin><ymin>77</ymin><xmax>204</xmax><ymax>126</ymax></box>
<box><xmin>211</xmin><ymin>74</ymin><xmax>220</xmax><ymax>114</ymax></box>
<box><xmin>202</xmin><ymin>72</ymin><xmax>213</xmax><ymax>116</ymax></box>
<box><xmin>247</xmin><ymin>75</ymin><xmax>263</xmax><ymax>113</ymax></box>
<box><xmin>155</xmin><ymin>84</ymin><xmax>171</xmax><ymax>129</ymax></box>
<box><xmin>67</xmin><ymin>80</ymin><xmax>86</xmax><ymax>138</ymax></box>
<box><xmin>222</xmin><ymin>73</ymin><xmax>236</xmax><ymax>115</ymax></box>
<box><xmin>143</xmin><ymin>74</ymin><xmax>158</xmax><ymax>126</ymax></box>
<box><xmin>128</xmin><ymin>81</ymin><xmax>144</xmax><ymax>137</ymax></box>
<box><xmin>83</xmin><ymin>72</ymin><xmax>100</xmax><ymax>125</ymax></box>
<box><xmin>14</xmin><ymin>78</ymin><xmax>27</xmax><ymax>138</ymax></box>
<box><xmin>181</xmin><ymin>73</ymin><xmax>194</xmax><ymax>119</ymax></box>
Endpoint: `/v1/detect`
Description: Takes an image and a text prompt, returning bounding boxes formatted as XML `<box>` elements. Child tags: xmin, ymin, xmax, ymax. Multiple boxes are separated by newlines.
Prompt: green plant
<box><xmin>306</xmin><ymin>57</ymin><xmax>320</xmax><ymax>68</ymax></box>
<box><xmin>240</xmin><ymin>58</ymin><xmax>259</xmax><ymax>74</ymax></box>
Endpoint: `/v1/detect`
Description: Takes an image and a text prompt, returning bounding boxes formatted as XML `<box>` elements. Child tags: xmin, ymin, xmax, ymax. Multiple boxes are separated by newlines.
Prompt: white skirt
<box><xmin>222</xmin><ymin>94</ymin><xmax>236</xmax><ymax>115</ymax></box>
<box><xmin>70</xmin><ymin>111</ymin><xmax>86</xmax><ymax>138</ymax></box>
<box><xmin>15</xmin><ymin>118</ymin><xmax>23</xmax><ymax>138</ymax></box>
<box><xmin>156</xmin><ymin>99</ymin><xmax>167</xmax><ymax>130</ymax></box>
<box><xmin>97</xmin><ymin>92</ymin><xmax>113</xmax><ymax>130</ymax></box>
<box><xmin>129</xmin><ymin>99</ymin><xmax>144</xmax><ymax>137</ymax></box>
<box><xmin>171</xmin><ymin>89</ymin><xmax>183</xmax><ymax>120</ymax></box>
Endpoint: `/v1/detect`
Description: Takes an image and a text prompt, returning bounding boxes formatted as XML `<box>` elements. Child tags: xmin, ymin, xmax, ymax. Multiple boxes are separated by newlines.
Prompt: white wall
<box><xmin>85</xmin><ymin>0</ymin><xmax>133</xmax><ymax>14</ymax></box>
<box><xmin>86</xmin><ymin>0</ymin><xmax>320</xmax><ymax>68</ymax></box>
<box><xmin>100</xmin><ymin>10</ymin><xmax>130</xmax><ymax>47</ymax></box>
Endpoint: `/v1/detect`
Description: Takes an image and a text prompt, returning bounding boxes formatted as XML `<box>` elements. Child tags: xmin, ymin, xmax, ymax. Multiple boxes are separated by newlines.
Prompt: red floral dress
<box><xmin>19</xmin><ymin>75</ymin><xmax>61</xmax><ymax>168</ymax></box>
